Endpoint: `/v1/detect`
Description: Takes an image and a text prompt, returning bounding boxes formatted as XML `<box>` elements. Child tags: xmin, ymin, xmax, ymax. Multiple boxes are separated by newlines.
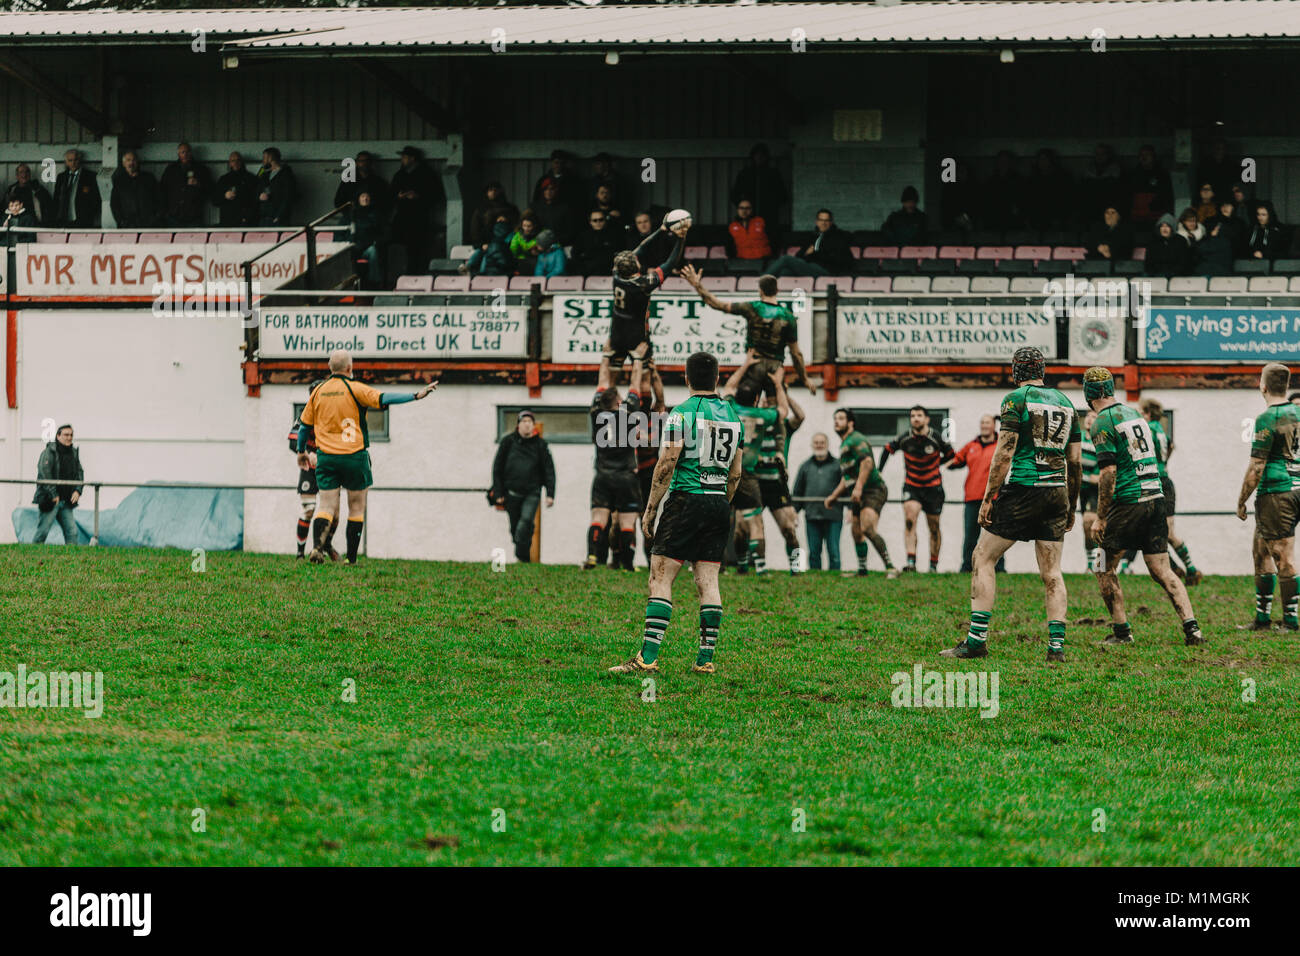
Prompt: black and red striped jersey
<box><xmin>882</xmin><ymin>430</ymin><xmax>954</xmax><ymax>488</ymax></box>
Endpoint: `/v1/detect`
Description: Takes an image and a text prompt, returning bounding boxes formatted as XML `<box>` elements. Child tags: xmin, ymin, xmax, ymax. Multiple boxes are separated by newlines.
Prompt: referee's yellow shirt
<box><xmin>300</xmin><ymin>376</ymin><xmax>383</xmax><ymax>455</ymax></box>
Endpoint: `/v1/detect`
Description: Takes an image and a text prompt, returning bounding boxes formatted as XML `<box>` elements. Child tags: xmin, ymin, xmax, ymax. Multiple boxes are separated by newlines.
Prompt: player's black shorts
<box><xmin>1100</xmin><ymin>498</ymin><xmax>1168</xmax><ymax>555</ymax></box>
<box><xmin>652</xmin><ymin>491</ymin><xmax>730</xmax><ymax>563</ymax></box>
<box><xmin>1160</xmin><ymin>476</ymin><xmax>1176</xmax><ymax>517</ymax></box>
<box><xmin>1257</xmin><ymin>489</ymin><xmax>1300</xmax><ymax>542</ymax></box>
<box><xmin>904</xmin><ymin>483</ymin><xmax>945</xmax><ymax>516</ymax></box>
<box><xmin>608</xmin><ymin>317</ymin><xmax>653</xmax><ymax>368</ymax></box>
<box><xmin>298</xmin><ymin>468</ymin><xmax>318</xmax><ymax>496</ymax></box>
<box><xmin>733</xmin><ymin>474</ymin><xmax>762</xmax><ymax>511</ymax></box>
<box><xmin>760</xmin><ymin>477</ymin><xmax>792</xmax><ymax>511</ymax></box>
<box><xmin>986</xmin><ymin>484</ymin><xmax>1071</xmax><ymax>542</ymax></box>
<box><xmin>591</xmin><ymin>469</ymin><xmax>642</xmax><ymax>512</ymax></box>
<box><xmin>850</xmin><ymin>482</ymin><xmax>888</xmax><ymax>516</ymax></box>
<box><xmin>1080</xmin><ymin>484</ymin><xmax>1099</xmax><ymax>513</ymax></box>
<box><xmin>735</xmin><ymin>357</ymin><xmax>784</xmax><ymax>405</ymax></box>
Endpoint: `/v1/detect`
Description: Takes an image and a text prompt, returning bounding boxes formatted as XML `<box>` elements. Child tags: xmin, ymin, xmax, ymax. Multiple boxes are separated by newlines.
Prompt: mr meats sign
<box><xmin>16</xmin><ymin>242</ymin><xmax>348</xmax><ymax>298</ymax></box>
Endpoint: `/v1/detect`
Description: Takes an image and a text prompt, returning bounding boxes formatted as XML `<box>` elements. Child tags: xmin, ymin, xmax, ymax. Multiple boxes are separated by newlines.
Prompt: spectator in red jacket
<box><xmin>726</xmin><ymin>198</ymin><xmax>771</xmax><ymax>260</ymax></box>
<box><xmin>948</xmin><ymin>413</ymin><xmax>1005</xmax><ymax>574</ymax></box>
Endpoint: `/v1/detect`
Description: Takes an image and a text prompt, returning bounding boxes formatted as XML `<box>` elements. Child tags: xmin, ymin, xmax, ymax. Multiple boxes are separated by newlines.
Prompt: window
<box><xmin>496</xmin><ymin>406</ymin><xmax>592</xmax><ymax>444</ymax></box>
<box><xmin>848</xmin><ymin>407</ymin><xmax>952</xmax><ymax>451</ymax></box>
<box><xmin>293</xmin><ymin>402</ymin><xmax>389</xmax><ymax>442</ymax></box>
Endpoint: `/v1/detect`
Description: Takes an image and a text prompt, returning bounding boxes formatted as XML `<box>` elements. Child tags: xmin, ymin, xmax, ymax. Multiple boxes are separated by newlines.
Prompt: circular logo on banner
<box><xmin>1072</xmin><ymin>317</ymin><xmax>1116</xmax><ymax>364</ymax></box>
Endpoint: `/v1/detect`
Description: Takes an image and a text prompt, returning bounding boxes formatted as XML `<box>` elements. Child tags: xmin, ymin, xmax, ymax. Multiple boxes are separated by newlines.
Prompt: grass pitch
<box><xmin>1</xmin><ymin>544</ymin><xmax>1296</xmax><ymax>866</ymax></box>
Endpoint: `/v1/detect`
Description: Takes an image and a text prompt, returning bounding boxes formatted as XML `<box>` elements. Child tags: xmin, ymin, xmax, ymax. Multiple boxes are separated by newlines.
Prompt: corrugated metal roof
<box><xmin>3</xmin><ymin>2</ymin><xmax>1300</xmax><ymax>48</ymax></box>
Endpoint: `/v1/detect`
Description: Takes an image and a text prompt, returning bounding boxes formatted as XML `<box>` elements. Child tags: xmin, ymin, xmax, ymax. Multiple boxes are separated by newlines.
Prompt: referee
<box><xmin>296</xmin><ymin>349</ymin><xmax>436</xmax><ymax>564</ymax></box>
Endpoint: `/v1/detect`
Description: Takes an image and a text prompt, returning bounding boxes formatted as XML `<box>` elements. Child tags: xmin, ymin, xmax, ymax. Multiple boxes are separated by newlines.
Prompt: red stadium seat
<box><xmin>208</xmin><ymin>232</ymin><xmax>244</xmax><ymax>243</ymax></box>
<box><xmin>938</xmin><ymin>246</ymin><xmax>975</xmax><ymax>260</ymax></box>
<box><xmin>584</xmin><ymin>275</ymin><xmax>612</xmax><ymax>291</ymax></box>
<box><xmin>509</xmin><ymin>276</ymin><xmax>544</xmax><ymax>291</ymax></box>
<box><xmin>861</xmin><ymin>246</ymin><xmax>899</xmax><ymax>260</ymax></box>
<box><xmin>433</xmin><ymin>275</ymin><xmax>469</xmax><ymax>292</ymax></box>
<box><xmin>67</xmin><ymin>232</ymin><xmax>102</xmax><ymax>244</ymax></box>
<box><xmin>1014</xmin><ymin>245</ymin><xmax>1051</xmax><ymax>261</ymax></box>
<box><xmin>101</xmin><ymin>232</ymin><xmax>138</xmax><ymax>244</ymax></box>
<box><xmin>545</xmin><ymin>276</ymin><xmax>584</xmax><ymax>292</ymax></box>
<box><xmin>976</xmin><ymin>246</ymin><xmax>1014</xmax><ymax>261</ymax></box>
<box><xmin>395</xmin><ymin>275</ymin><xmax>433</xmax><ymax>292</ymax></box>
<box><xmin>708</xmin><ymin>245</ymin><xmax>728</xmax><ymax>260</ymax></box>
<box><xmin>36</xmin><ymin>232</ymin><xmax>67</xmax><ymax>243</ymax></box>
<box><xmin>171</xmin><ymin>232</ymin><xmax>208</xmax><ymax>243</ymax></box>
<box><xmin>899</xmin><ymin>245</ymin><xmax>937</xmax><ymax>260</ymax></box>
<box><xmin>813</xmin><ymin>276</ymin><xmax>853</xmax><ymax>291</ymax></box>
<box><xmin>702</xmin><ymin>276</ymin><xmax>736</xmax><ymax>292</ymax></box>
<box><xmin>852</xmin><ymin>276</ymin><xmax>891</xmax><ymax>293</ymax></box>
<box><xmin>1052</xmin><ymin>246</ymin><xmax>1087</xmax><ymax>261</ymax></box>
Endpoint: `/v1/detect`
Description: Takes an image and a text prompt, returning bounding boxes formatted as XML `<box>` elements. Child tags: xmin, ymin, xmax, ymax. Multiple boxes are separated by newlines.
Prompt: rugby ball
<box><xmin>665</xmin><ymin>208</ymin><xmax>693</xmax><ymax>235</ymax></box>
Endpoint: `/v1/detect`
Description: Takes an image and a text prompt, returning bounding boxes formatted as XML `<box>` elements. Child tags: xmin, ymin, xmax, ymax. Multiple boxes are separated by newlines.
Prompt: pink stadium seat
<box><xmin>899</xmin><ymin>245</ymin><xmax>937</xmax><ymax>260</ymax></box>
<box><xmin>67</xmin><ymin>232</ymin><xmax>102</xmax><ymax>244</ymax></box>
<box><xmin>433</xmin><ymin>275</ymin><xmax>469</xmax><ymax>292</ymax></box>
<box><xmin>449</xmin><ymin>244</ymin><xmax>474</xmax><ymax>259</ymax></box>
<box><xmin>702</xmin><ymin>276</ymin><xmax>736</xmax><ymax>292</ymax></box>
<box><xmin>243</xmin><ymin>232</ymin><xmax>278</xmax><ymax>243</ymax></box>
<box><xmin>1132</xmin><ymin>247</ymin><xmax>1146</xmax><ymax>261</ymax></box>
<box><xmin>510</xmin><ymin>276</ymin><xmax>544</xmax><ymax>291</ymax></box>
<box><xmin>584</xmin><ymin>275</ymin><xmax>612</xmax><ymax>291</ymax></box>
<box><xmin>684</xmin><ymin>245</ymin><xmax>709</xmax><ymax>259</ymax></box>
<box><xmin>395</xmin><ymin>275</ymin><xmax>433</xmax><ymax>292</ymax></box>
<box><xmin>545</xmin><ymin>276</ymin><xmax>583</xmax><ymax>292</ymax></box>
<box><xmin>976</xmin><ymin>246</ymin><xmax>1014</xmax><ymax>261</ymax></box>
<box><xmin>708</xmin><ymin>246</ymin><xmax>728</xmax><ymax>260</ymax></box>
<box><xmin>101</xmin><ymin>232</ymin><xmax>137</xmax><ymax>244</ymax></box>
<box><xmin>137</xmin><ymin>231</ymin><xmax>173</xmax><ymax>244</ymax></box>
<box><xmin>279</xmin><ymin>232</ymin><xmax>303</xmax><ymax>241</ymax></box>
<box><xmin>36</xmin><ymin>232</ymin><xmax>67</xmax><ymax>243</ymax></box>
<box><xmin>208</xmin><ymin>232</ymin><xmax>244</xmax><ymax>243</ymax></box>
<box><xmin>938</xmin><ymin>246</ymin><xmax>975</xmax><ymax>260</ymax></box>
<box><xmin>813</xmin><ymin>276</ymin><xmax>854</xmax><ymax>291</ymax></box>
<box><xmin>776</xmin><ymin>277</ymin><xmax>809</xmax><ymax>292</ymax></box>
<box><xmin>852</xmin><ymin>276</ymin><xmax>891</xmax><ymax>293</ymax></box>
<box><xmin>1052</xmin><ymin>246</ymin><xmax>1087</xmax><ymax>261</ymax></box>
<box><xmin>171</xmin><ymin>232</ymin><xmax>208</xmax><ymax>243</ymax></box>
<box><xmin>1014</xmin><ymin>245</ymin><xmax>1051</xmax><ymax>261</ymax></box>
<box><xmin>737</xmin><ymin>276</ymin><xmax>760</xmax><ymax>292</ymax></box>
<box><xmin>661</xmin><ymin>277</ymin><xmax>692</xmax><ymax>291</ymax></box>
<box><xmin>861</xmin><ymin>246</ymin><xmax>898</xmax><ymax>260</ymax></box>
<box><xmin>470</xmin><ymin>275</ymin><xmax>505</xmax><ymax>291</ymax></box>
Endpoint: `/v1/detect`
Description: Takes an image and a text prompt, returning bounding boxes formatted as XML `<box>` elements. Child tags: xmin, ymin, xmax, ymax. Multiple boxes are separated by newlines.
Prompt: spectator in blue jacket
<box><xmin>464</xmin><ymin>216</ymin><xmax>513</xmax><ymax>277</ymax></box>
<box><xmin>534</xmin><ymin>229</ymin><xmax>567</xmax><ymax>278</ymax></box>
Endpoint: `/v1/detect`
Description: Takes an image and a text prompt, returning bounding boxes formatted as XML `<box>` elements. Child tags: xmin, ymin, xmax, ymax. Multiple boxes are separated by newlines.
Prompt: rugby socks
<box><xmin>1048</xmin><ymin>620</ymin><xmax>1067</xmax><ymax>653</ymax></box>
<box><xmin>1283</xmin><ymin>576</ymin><xmax>1300</xmax><ymax>628</ymax></box>
<box><xmin>311</xmin><ymin>512</ymin><xmax>333</xmax><ymax>550</ymax></box>
<box><xmin>907</xmin><ymin>553</ymin><xmax>917</xmax><ymax>570</ymax></box>
<box><xmin>325</xmin><ymin>517</ymin><xmax>339</xmax><ymax>552</ymax></box>
<box><xmin>868</xmin><ymin>532</ymin><xmax>893</xmax><ymax>569</ymax></box>
<box><xmin>1174</xmin><ymin>543</ymin><xmax>1197</xmax><ymax>575</ymax></box>
<box><xmin>1182</xmin><ymin>618</ymin><xmax>1203</xmax><ymax>642</ymax></box>
<box><xmin>296</xmin><ymin>518</ymin><xmax>309</xmax><ymax>556</ymax></box>
<box><xmin>1255</xmin><ymin>573</ymin><xmax>1277</xmax><ymax>624</ymax></box>
<box><xmin>618</xmin><ymin>536</ymin><xmax>636</xmax><ymax>571</ymax></box>
<box><xmin>786</xmin><ymin>544</ymin><xmax>803</xmax><ymax>574</ymax></box>
<box><xmin>697</xmin><ymin>605</ymin><xmax>722</xmax><ymax>667</ymax></box>
<box><xmin>966</xmin><ymin>610</ymin><xmax>991</xmax><ymax>649</ymax></box>
<box><xmin>607</xmin><ymin>525</ymin><xmax>621</xmax><ymax>566</ymax></box>
<box><xmin>587</xmin><ymin>522</ymin><xmax>607</xmax><ymax>563</ymax></box>
<box><xmin>1112</xmin><ymin>621</ymin><xmax>1132</xmax><ymax>642</ymax></box>
<box><xmin>753</xmin><ymin>540</ymin><xmax>768</xmax><ymax>575</ymax></box>
<box><xmin>855</xmin><ymin>540</ymin><xmax>870</xmax><ymax>572</ymax></box>
<box><xmin>929</xmin><ymin>554</ymin><xmax>939</xmax><ymax>573</ymax></box>
<box><xmin>640</xmin><ymin>598</ymin><xmax>673</xmax><ymax>664</ymax></box>
<box><xmin>345</xmin><ymin>516</ymin><xmax>364</xmax><ymax>563</ymax></box>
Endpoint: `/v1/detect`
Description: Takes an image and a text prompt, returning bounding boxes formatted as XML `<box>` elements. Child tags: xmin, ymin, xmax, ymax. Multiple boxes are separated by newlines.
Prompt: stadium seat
<box><xmin>930</xmin><ymin>276</ymin><xmax>970</xmax><ymax>294</ymax></box>
<box><xmin>1168</xmin><ymin>276</ymin><xmax>1208</xmax><ymax>293</ymax></box>
<box><xmin>776</xmin><ymin>277</ymin><xmax>811</xmax><ymax>293</ymax></box>
<box><xmin>449</xmin><ymin>244</ymin><xmax>473</xmax><ymax>259</ymax></box>
<box><xmin>1233</xmin><ymin>259</ymin><xmax>1270</xmax><ymax>275</ymax></box>
<box><xmin>899</xmin><ymin>245</ymin><xmax>937</xmax><ymax>261</ymax></box>
<box><xmin>969</xmin><ymin>276</ymin><xmax>1010</xmax><ymax>294</ymax></box>
<box><xmin>861</xmin><ymin>246</ymin><xmax>899</xmax><ymax>261</ymax></box>
<box><xmin>1271</xmin><ymin>259</ymin><xmax>1300</xmax><ymax>275</ymax></box>
<box><xmin>1132</xmin><ymin>277</ymin><xmax>1166</xmax><ymax>295</ymax></box>
<box><xmin>708</xmin><ymin>246</ymin><xmax>728</xmax><ymax>260</ymax></box>
<box><xmin>879</xmin><ymin>260</ymin><xmax>915</xmax><ymax>274</ymax></box>
<box><xmin>35</xmin><ymin>232</ymin><xmax>67</xmax><ymax>243</ymax></box>
<box><xmin>1014</xmin><ymin>245</ymin><xmax>1051</xmax><ymax>261</ymax></box>
<box><xmin>137</xmin><ymin>231</ymin><xmax>173</xmax><ymax>243</ymax></box>
<box><xmin>433</xmin><ymin>275</ymin><xmax>469</xmax><ymax>291</ymax></box>
<box><xmin>684</xmin><ymin>245</ymin><xmax>709</xmax><ymax>260</ymax></box>
<box><xmin>976</xmin><ymin>246</ymin><xmax>1013</xmax><ymax>261</ymax></box>
<box><xmin>372</xmin><ymin>294</ymin><xmax>413</xmax><ymax>307</ymax></box>
<box><xmin>545</xmin><ymin>276</ymin><xmax>584</xmax><ymax>292</ymax></box>
<box><xmin>1131</xmin><ymin>247</ymin><xmax>1147</xmax><ymax>261</ymax></box>
<box><xmin>509</xmin><ymin>276</ymin><xmax>544</xmax><ymax>291</ymax></box>
<box><xmin>703</xmin><ymin>275</ymin><xmax>736</xmax><ymax>292</ymax></box>
<box><xmin>726</xmin><ymin>258</ymin><xmax>763</xmax><ymax>275</ymax></box>
<box><xmin>1076</xmin><ymin>260</ymin><xmax>1112</xmax><ymax>275</ymax></box>
<box><xmin>1248</xmin><ymin>275</ymin><xmax>1288</xmax><ymax>293</ymax></box>
<box><xmin>891</xmin><ymin>276</ymin><xmax>931</xmax><ymax>294</ymax></box>
<box><xmin>661</xmin><ymin>277</ymin><xmax>692</xmax><ymax>291</ymax></box>
<box><xmin>67</xmin><ymin>232</ymin><xmax>102</xmax><ymax>243</ymax></box>
<box><xmin>916</xmin><ymin>259</ymin><xmax>957</xmax><ymax>274</ymax></box>
<box><xmin>208</xmin><ymin>232</ymin><xmax>244</xmax><ymax>243</ymax></box>
<box><xmin>852</xmin><ymin>276</ymin><xmax>891</xmax><ymax>293</ymax></box>
<box><xmin>813</xmin><ymin>276</ymin><xmax>853</xmax><ymax>292</ymax></box>
<box><xmin>470</xmin><ymin>276</ymin><xmax>506</xmax><ymax>291</ymax></box>
<box><xmin>1009</xmin><ymin>277</ymin><xmax>1048</xmax><ymax>295</ymax></box>
<box><xmin>1209</xmin><ymin>276</ymin><xmax>1248</xmax><ymax>293</ymax></box>
<box><xmin>427</xmin><ymin>259</ymin><xmax>462</xmax><ymax>274</ymax></box>
<box><xmin>102</xmin><ymin>232</ymin><xmax>138</xmax><ymax>244</ymax></box>
<box><xmin>1289</xmin><ymin>277</ymin><xmax>1300</xmax><ymax>293</ymax></box>
<box><xmin>395</xmin><ymin>275</ymin><xmax>433</xmax><ymax>292</ymax></box>
<box><xmin>244</xmin><ymin>232</ymin><xmax>278</xmax><ymax>243</ymax></box>
<box><xmin>1114</xmin><ymin>261</ymin><xmax>1143</xmax><ymax>276</ymax></box>
<box><xmin>584</xmin><ymin>275</ymin><xmax>613</xmax><ymax>291</ymax></box>
<box><xmin>997</xmin><ymin>260</ymin><xmax>1034</xmax><ymax>275</ymax></box>
<box><xmin>171</xmin><ymin>232</ymin><xmax>208</xmax><ymax>243</ymax></box>
<box><xmin>849</xmin><ymin>246</ymin><xmax>861</xmax><ymax>260</ymax></box>
<box><xmin>737</xmin><ymin>276</ymin><xmax>760</xmax><ymax>292</ymax></box>
<box><xmin>1052</xmin><ymin>246</ymin><xmax>1087</xmax><ymax>261</ymax></box>
<box><xmin>938</xmin><ymin>245</ymin><xmax>975</xmax><ymax>261</ymax></box>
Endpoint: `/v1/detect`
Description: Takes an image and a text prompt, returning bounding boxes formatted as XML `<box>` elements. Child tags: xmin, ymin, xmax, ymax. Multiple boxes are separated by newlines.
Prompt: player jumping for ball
<box><xmin>608</xmin><ymin>352</ymin><xmax>743</xmax><ymax>675</ymax></box>
<box><xmin>586</xmin><ymin>353</ymin><xmax>646</xmax><ymax>570</ymax></box>
<box><xmin>608</xmin><ymin>214</ymin><xmax>687</xmax><ymax>410</ymax></box>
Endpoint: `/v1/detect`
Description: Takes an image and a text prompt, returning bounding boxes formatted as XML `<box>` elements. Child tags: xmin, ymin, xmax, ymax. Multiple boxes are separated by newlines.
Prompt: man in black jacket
<box><xmin>766</xmin><ymin>208</ymin><xmax>854</xmax><ymax>277</ymax></box>
<box><xmin>33</xmin><ymin>424</ymin><xmax>84</xmax><ymax>545</ymax></box>
<box><xmin>792</xmin><ymin>433</ymin><xmax>844</xmax><ymax>571</ymax></box>
<box><xmin>334</xmin><ymin>151</ymin><xmax>389</xmax><ymax>224</ymax></box>
<box><xmin>5</xmin><ymin>163</ymin><xmax>52</xmax><ymax>225</ymax></box>
<box><xmin>571</xmin><ymin>208</ymin><xmax>622</xmax><ymax>276</ymax></box>
<box><xmin>53</xmin><ymin>150</ymin><xmax>101</xmax><ymax>227</ymax></box>
<box><xmin>109</xmin><ymin>151</ymin><xmax>160</xmax><ymax>228</ymax></box>
<box><xmin>490</xmin><ymin>411</ymin><xmax>556</xmax><ymax>563</ymax></box>
<box><xmin>160</xmin><ymin>142</ymin><xmax>214</xmax><ymax>226</ymax></box>
<box><xmin>257</xmin><ymin>147</ymin><xmax>297</xmax><ymax>227</ymax></box>
<box><xmin>390</xmin><ymin>145</ymin><xmax>439</xmax><ymax>274</ymax></box>
<box><xmin>213</xmin><ymin>152</ymin><xmax>259</xmax><ymax>227</ymax></box>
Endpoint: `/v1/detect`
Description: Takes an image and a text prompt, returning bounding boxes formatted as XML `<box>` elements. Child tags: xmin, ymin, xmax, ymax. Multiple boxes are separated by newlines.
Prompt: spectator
<box><xmin>32</xmin><ymin>424</ymin><xmax>83</xmax><ymax>545</ymax></box>
<box><xmin>880</xmin><ymin>185</ymin><xmax>927</xmax><ymax>245</ymax></box>
<box><xmin>463</xmin><ymin>215</ymin><xmax>513</xmax><ymax>277</ymax></box>
<box><xmin>1248</xmin><ymin>202</ymin><xmax>1284</xmax><ymax>261</ymax></box>
<box><xmin>726</xmin><ymin>198</ymin><xmax>772</xmax><ymax>260</ymax></box>
<box><xmin>468</xmin><ymin>181</ymin><xmax>519</xmax><ymax>248</ymax></box>
<box><xmin>980</xmin><ymin>149</ymin><xmax>1024</xmax><ymax>232</ymax></box>
<box><xmin>571</xmin><ymin>207</ymin><xmax>622</xmax><ymax>276</ymax></box>
<box><xmin>335</xmin><ymin>151</ymin><xmax>389</xmax><ymax>222</ymax></box>
<box><xmin>589</xmin><ymin>152</ymin><xmax>630</xmax><ymax>211</ymax></box>
<box><xmin>348</xmin><ymin>190</ymin><xmax>386</xmax><ymax>288</ymax></box>
<box><xmin>1084</xmin><ymin>206</ymin><xmax>1134</xmax><ymax>261</ymax></box>
<box><xmin>1206</xmin><ymin>198</ymin><xmax>1247</xmax><ymax>258</ymax></box>
<box><xmin>53</xmin><ymin>149</ymin><xmax>100</xmax><ymax>227</ymax></box>
<box><xmin>1230</xmin><ymin>183</ymin><xmax>1257</xmax><ymax>225</ymax></box>
<box><xmin>5</xmin><ymin>163</ymin><xmax>52</xmax><ymax>224</ymax></box>
<box><xmin>1024</xmin><ymin>148</ymin><xmax>1072</xmax><ymax>232</ymax></box>
<box><xmin>532</xmin><ymin>149</ymin><xmax>583</xmax><ymax>208</ymax></box>
<box><xmin>489</xmin><ymin>410</ymin><xmax>556</xmax><ymax>564</ymax></box>
<box><xmin>159</xmin><ymin>142</ymin><xmax>214</xmax><ymax>226</ymax></box>
<box><xmin>213</xmin><ymin>152</ymin><xmax>259</xmax><ymax>227</ymax></box>
<box><xmin>534</xmin><ymin>229</ymin><xmax>567</xmax><ymax>278</ymax></box>
<box><xmin>1079</xmin><ymin>143</ymin><xmax>1123</xmax><ymax>225</ymax></box>
<box><xmin>109</xmin><ymin>150</ymin><xmax>160</xmax><ymax>228</ymax></box>
<box><xmin>626</xmin><ymin>209</ymin><xmax>673</xmax><ymax>264</ymax></box>
<box><xmin>947</xmin><ymin>414</ymin><xmax>1004</xmax><ymax>574</ymax></box>
<box><xmin>1145</xmin><ymin>214</ymin><xmax>1191</xmax><ymax>277</ymax></box>
<box><xmin>1194</xmin><ymin>183</ymin><xmax>1218</xmax><ymax>223</ymax></box>
<box><xmin>1126</xmin><ymin>144</ymin><xmax>1173</xmax><ymax>227</ymax></box>
<box><xmin>508</xmin><ymin>212</ymin><xmax>541</xmax><ymax>271</ymax></box>
<box><xmin>765</xmin><ymin>208</ymin><xmax>853</xmax><ymax>277</ymax></box>
<box><xmin>589</xmin><ymin>183</ymin><xmax>625</xmax><ymax>236</ymax></box>
<box><xmin>3</xmin><ymin>197</ymin><xmax>37</xmax><ymax>242</ymax></box>
<box><xmin>729</xmin><ymin>142</ymin><xmax>787</xmax><ymax>230</ymax></box>
<box><xmin>389</xmin><ymin>145</ymin><xmax>438</xmax><ymax>274</ymax></box>
<box><xmin>1176</xmin><ymin>207</ymin><xmax>1205</xmax><ymax>244</ymax></box>
<box><xmin>256</xmin><ymin>147</ymin><xmax>297</xmax><ymax>227</ymax></box>
<box><xmin>1195</xmin><ymin>138</ymin><xmax>1239</xmax><ymax>201</ymax></box>
<box><xmin>1194</xmin><ymin>214</ymin><xmax>1235</xmax><ymax>277</ymax></box>
<box><xmin>791</xmin><ymin>432</ymin><xmax>843</xmax><ymax>571</ymax></box>
<box><xmin>533</xmin><ymin>178</ymin><xmax>577</xmax><ymax>246</ymax></box>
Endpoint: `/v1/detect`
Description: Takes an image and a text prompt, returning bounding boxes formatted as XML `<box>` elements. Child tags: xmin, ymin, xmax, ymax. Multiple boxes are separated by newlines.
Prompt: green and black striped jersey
<box><xmin>1091</xmin><ymin>403</ymin><xmax>1163</xmax><ymax>503</ymax></box>
<box><xmin>663</xmin><ymin>394</ymin><xmax>743</xmax><ymax>496</ymax></box>
<box><xmin>1251</xmin><ymin>402</ymin><xmax>1300</xmax><ymax>495</ymax></box>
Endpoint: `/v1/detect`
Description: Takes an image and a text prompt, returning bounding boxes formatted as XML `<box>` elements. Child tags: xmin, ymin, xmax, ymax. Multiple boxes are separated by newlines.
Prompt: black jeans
<box><xmin>962</xmin><ymin>500</ymin><xmax>1006</xmax><ymax>573</ymax></box>
<box><xmin>504</xmin><ymin>491</ymin><xmax>541</xmax><ymax>562</ymax></box>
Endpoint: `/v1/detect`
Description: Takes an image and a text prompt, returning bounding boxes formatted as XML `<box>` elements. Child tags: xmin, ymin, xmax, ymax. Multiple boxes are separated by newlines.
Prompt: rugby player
<box><xmin>1139</xmin><ymin>398</ymin><xmax>1202</xmax><ymax>585</ymax></box>
<box><xmin>296</xmin><ymin>350</ymin><xmax>436</xmax><ymax>564</ymax></box>
<box><xmin>943</xmin><ymin>347</ymin><xmax>1080</xmax><ymax>661</ymax></box>
<box><xmin>608</xmin><ymin>351</ymin><xmax>743</xmax><ymax>675</ymax></box>
<box><xmin>879</xmin><ymin>406</ymin><xmax>954</xmax><ymax>572</ymax></box>
<box><xmin>586</xmin><ymin>354</ymin><xmax>645</xmax><ymax>571</ymax></box>
<box><xmin>1079</xmin><ymin>409</ymin><xmax>1101</xmax><ymax>571</ymax></box>
<box><xmin>680</xmin><ymin>264</ymin><xmax>816</xmax><ymax>405</ymax></box>
<box><xmin>1237</xmin><ymin>363</ymin><xmax>1300</xmax><ymax>631</ymax></box>
<box><xmin>723</xmin><ymin>361</ymin><xmax>789</xmax><ymax>575</ymax></box>
<box><xmin>287</xmin><ymin>380</ymin><xmax>337</xmax><ymax>561</ymax></box>
<box><xmin>608</xmin><ymin>215</ymin><xmax>687</xmax><ymax>410</ymax></box>
<box><xmin>1086</xmin><ymin>369</ymin><xmax>1204</xmax><ymax>646</ymax></box>
<box><xmin>824</xmin><ymin>408</ymin><xmax>897</xmax><ymax>577</ymax></box>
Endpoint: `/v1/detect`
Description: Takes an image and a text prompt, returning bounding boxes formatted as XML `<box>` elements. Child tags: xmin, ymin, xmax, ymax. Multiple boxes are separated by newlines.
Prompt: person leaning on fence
<box><xmin>296</xmin><ymin>350</ymin><xmax>437</xmax><ymax>565</ymax></box>
<box><xmin>490</xmin><ymin>411</ymin><xmax>556</xmax><ymax>563</ymax></box>
<box><xmin>32</xmin><ymin>424</ymin><xmax>83</xmax><ymax>545</ymax></box>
